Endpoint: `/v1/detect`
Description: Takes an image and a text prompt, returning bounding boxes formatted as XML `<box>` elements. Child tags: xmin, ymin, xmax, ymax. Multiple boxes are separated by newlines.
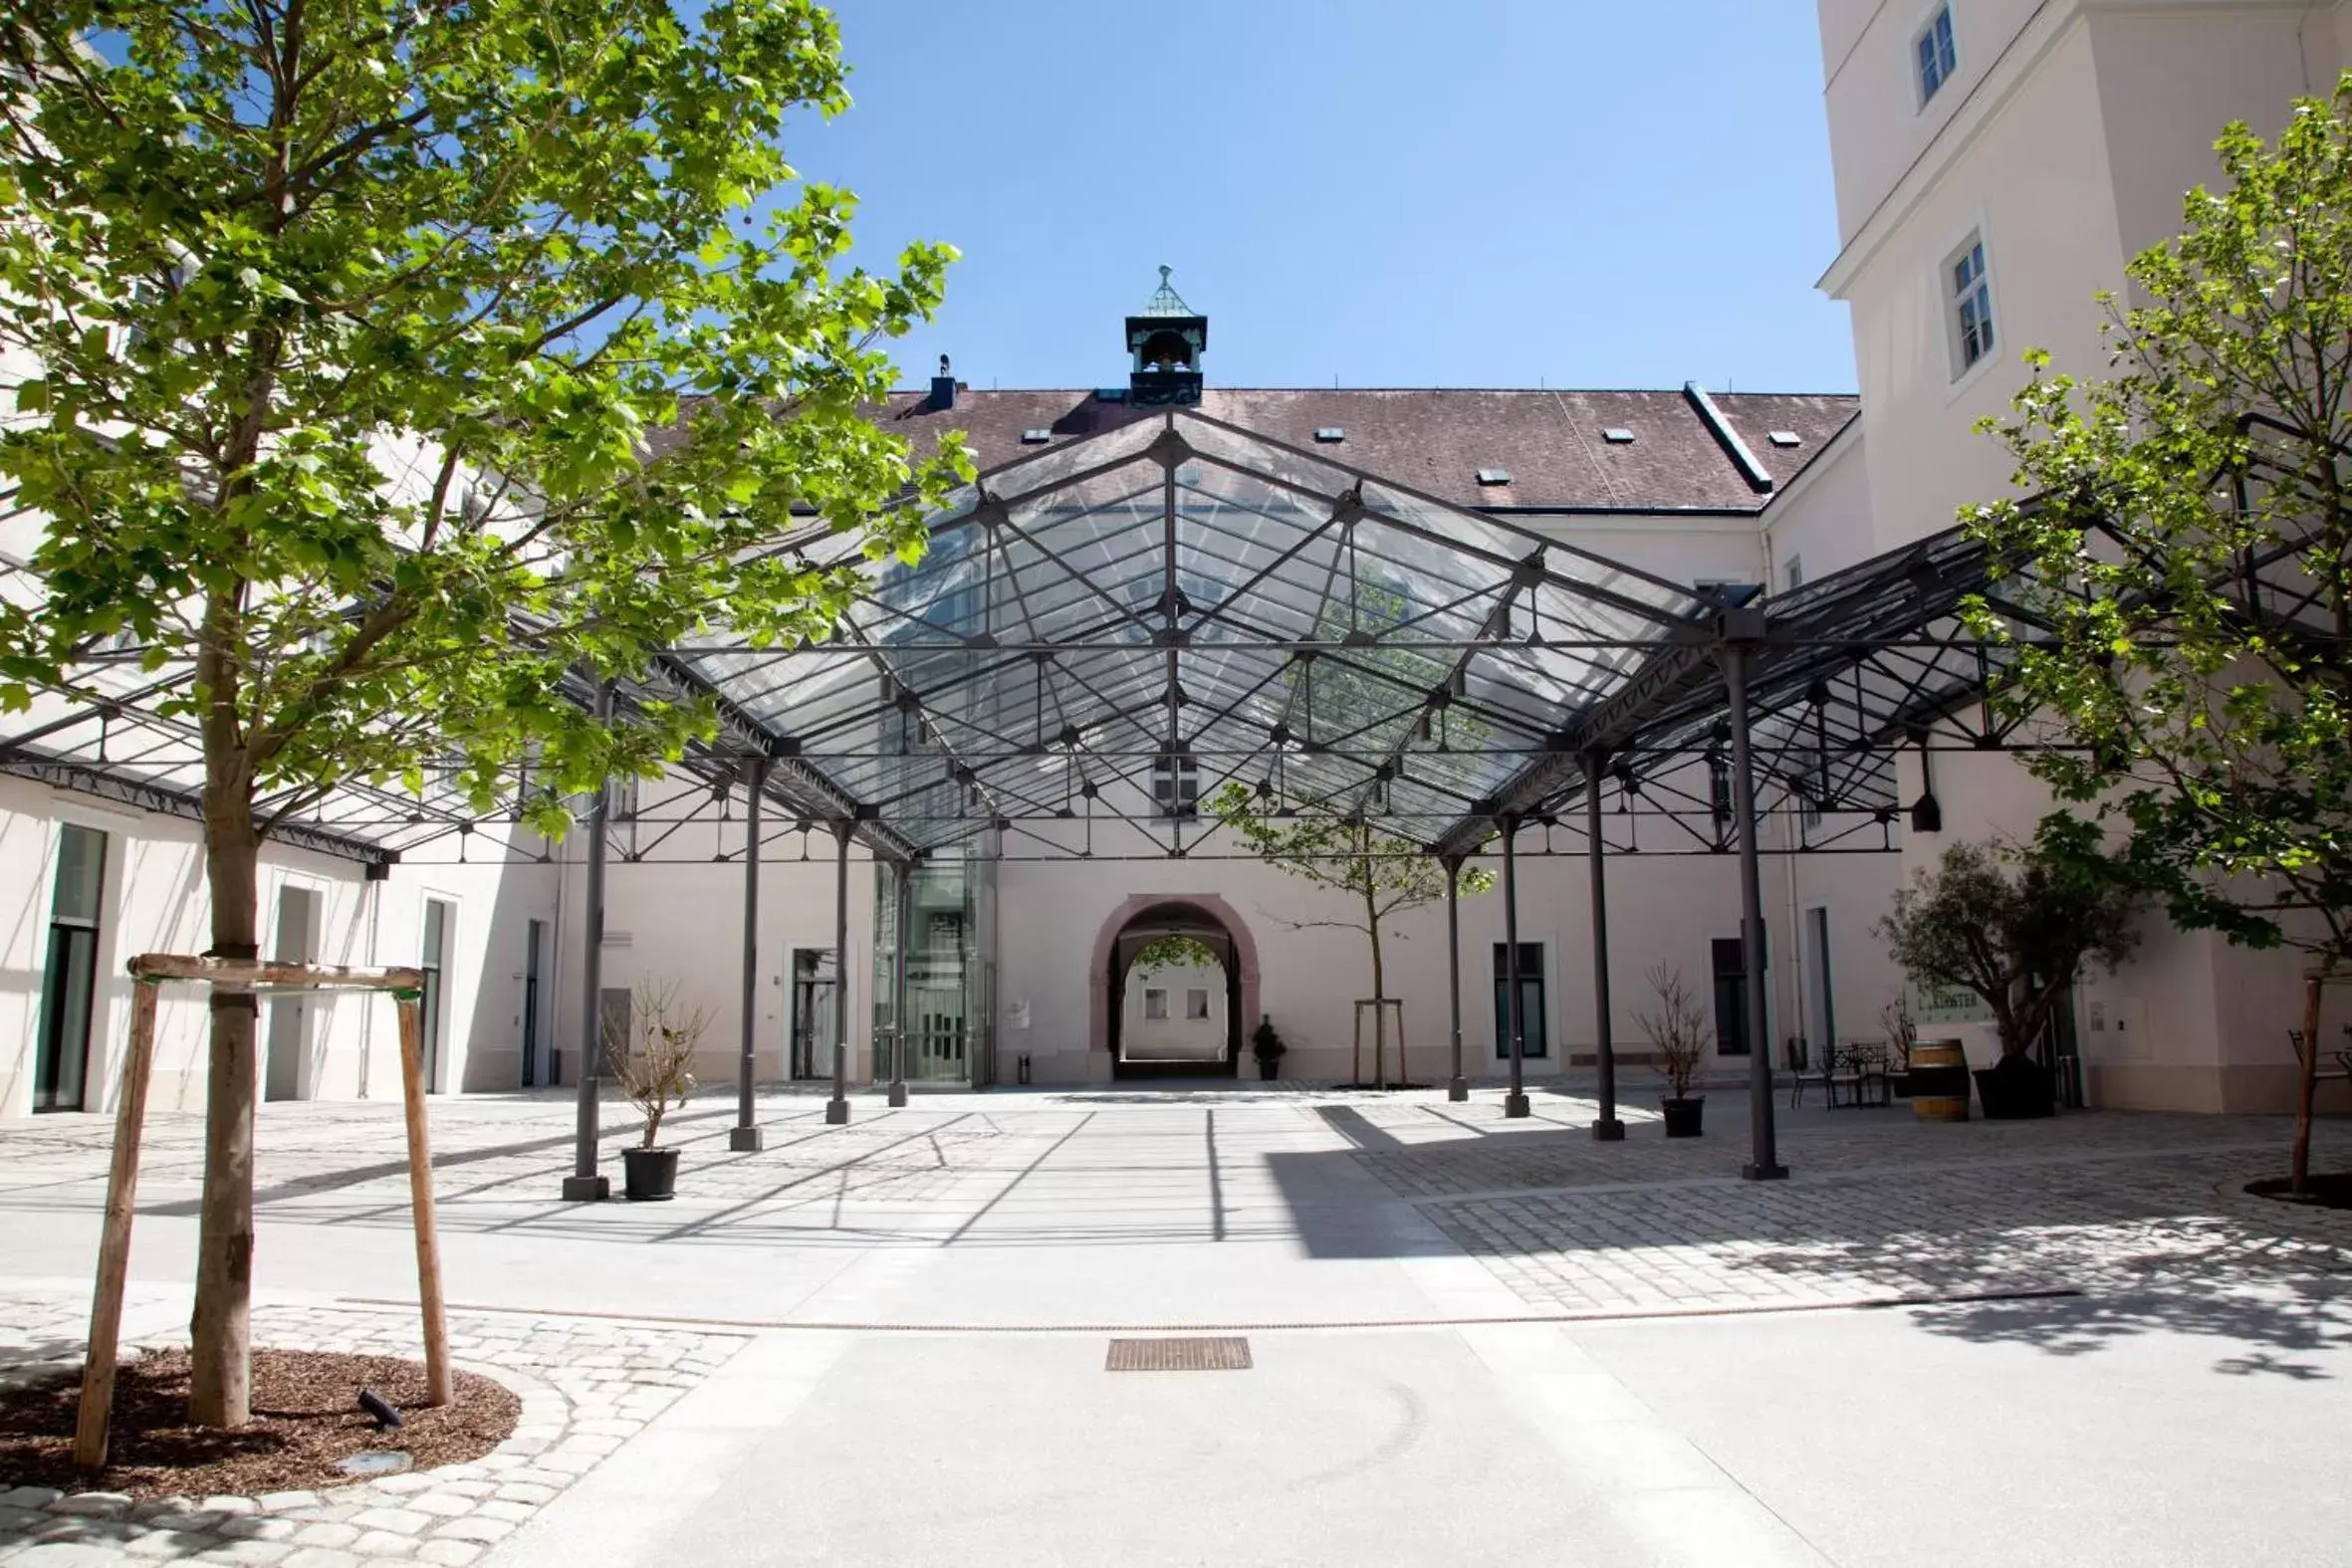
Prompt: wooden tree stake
<box><xmin>394</xmin><ymin>991</ymin><xmax>454</xmax><ymax>1405</ymax></box>
<box><xmin>74</xmin><ymin>979</ymin><xmax>162</xmax><ymax>1471</ymax></box>
<box><xmin>2293</xmin><ymin>974</ymin><xmax>2323</xmax><ymax>1195</ymax></box>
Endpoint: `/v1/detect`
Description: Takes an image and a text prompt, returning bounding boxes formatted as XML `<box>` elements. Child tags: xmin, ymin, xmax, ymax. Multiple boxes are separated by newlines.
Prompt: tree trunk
<box><xmin>2293</xmin><ymin>974</ymin><xmax>2321</xmax><ymax>1195</ymax></box>
<box><xmin>189</xmin><ymin>796</ymin><xmax>260</xmax><ymax>1429</ymax></box>
<box><xmin>189</xmin><ymin>593</ymin><xmax>259</xmax><ymax>1430</ymax></box>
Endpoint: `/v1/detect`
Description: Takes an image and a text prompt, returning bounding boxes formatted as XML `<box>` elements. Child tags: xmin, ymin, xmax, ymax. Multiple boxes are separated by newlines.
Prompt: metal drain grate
<box><xmin>1105</xmin><ymin>1336</ymin><xmax>1253</xmax><ymax>1372</ymax></box>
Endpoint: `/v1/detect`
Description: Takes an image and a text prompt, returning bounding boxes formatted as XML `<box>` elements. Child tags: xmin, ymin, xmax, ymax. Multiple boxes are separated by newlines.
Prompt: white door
<box><xmin>264</xmin><ymin>886</ymin><xmax>318</xmax><ymax>1101</ymax></box>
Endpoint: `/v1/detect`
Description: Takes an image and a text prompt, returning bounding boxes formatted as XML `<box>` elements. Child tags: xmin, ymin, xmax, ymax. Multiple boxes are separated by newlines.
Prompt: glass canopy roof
<box><xmin>2</xmin><ymin>406</ymin><xmax>2039</xmax><ymax>868</ymax></box>
<box><xmin>670</xmin><ymin>410</ymin><xmax>1725</xmax><ymax>856</ymax></box>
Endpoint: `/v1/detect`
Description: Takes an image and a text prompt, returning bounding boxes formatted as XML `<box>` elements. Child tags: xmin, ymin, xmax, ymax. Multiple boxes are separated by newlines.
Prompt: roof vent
<box><xmin>1602</xmin><ymin>428</ymin><xmax>1635</xmax><ymax>444</ymax></box>
<box><xmin>1021</xmin><ymin>428</ymin><xmax>1053</xmax><ymax>444</ymax></box>
<box><xmin>1314</xmin><ymin>427</ymin><xmax>1345</xmax><ymax>443</ymax></box>
<box><xmin>1767</xmin><ymin>430</ymin><xmax>1802</xmax><ymax>447</ymax></box>
<box><xmin>1476</xmin><ymin>468</ymin><xmax>1512</xmax><ymax>486</ymax></box>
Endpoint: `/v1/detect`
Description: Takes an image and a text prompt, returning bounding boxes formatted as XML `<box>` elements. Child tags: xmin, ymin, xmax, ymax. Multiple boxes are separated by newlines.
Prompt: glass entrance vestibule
<box><xmin>871</xmin><ymin>844</ymin><xmax>996</xmax><ymax>1088</ymax></box>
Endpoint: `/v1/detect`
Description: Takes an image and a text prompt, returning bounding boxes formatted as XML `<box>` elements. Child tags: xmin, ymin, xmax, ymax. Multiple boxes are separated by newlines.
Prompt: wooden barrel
<box><xmin>1910</xmin><ymin>1037</ymin><xmax>1971</xmax><ymax>1121</ymax></box>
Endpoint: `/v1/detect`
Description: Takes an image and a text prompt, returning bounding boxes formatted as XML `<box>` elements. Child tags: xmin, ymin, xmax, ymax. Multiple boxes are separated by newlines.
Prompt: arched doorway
<box><xmin>1089</xmin><ymin>896</ymin><xmax>1260</xmax><ymax>1081</ymax></box>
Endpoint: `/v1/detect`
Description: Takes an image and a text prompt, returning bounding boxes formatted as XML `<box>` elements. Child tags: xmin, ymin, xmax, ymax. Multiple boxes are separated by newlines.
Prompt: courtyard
<box><xmin>2</xmin><ymin>1088</ymin><xmax>2347</xmax><ymax>1566</ymax></box>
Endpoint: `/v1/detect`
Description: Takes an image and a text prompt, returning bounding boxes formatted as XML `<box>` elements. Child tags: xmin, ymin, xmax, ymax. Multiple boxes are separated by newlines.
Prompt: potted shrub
<box><xmin>1876</xmin><ymin>826</ymin><xmax>2140</xmax><ymax>1119</ymax></box>
<box><xmin>1881</xmin><ymin>997</ymin><xmax>1917</xmax><ymax>1099</ymax></box>
<box><xmin>607</xmin><ymin>980</ymin><xmax>709</xmax><ymax>1201</ymax></box>
<box><xmin>1251</xmin><ymin>1014</ymin><xmax>1288</xmax><ymax>1081</ymax></box>
<box><xmin>1634</xmin><ymin>963</ymin><xmax>1707</xmax><ymax>1137</ymax></box>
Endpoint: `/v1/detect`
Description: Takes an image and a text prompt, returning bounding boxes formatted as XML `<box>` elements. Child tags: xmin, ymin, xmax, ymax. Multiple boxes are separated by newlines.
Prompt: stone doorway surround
<box><xmin>1087</xmin><ymin>893</ymin><xmax>1261</xmax><ymax>1068</ymax></box>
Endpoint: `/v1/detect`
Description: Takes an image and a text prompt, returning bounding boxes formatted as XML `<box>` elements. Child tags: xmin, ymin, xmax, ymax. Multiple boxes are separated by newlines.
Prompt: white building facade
<box><xmin>11</xmin><ymin>5</ymin><xmax>2352</xmax><ymax>1122</ymax></box>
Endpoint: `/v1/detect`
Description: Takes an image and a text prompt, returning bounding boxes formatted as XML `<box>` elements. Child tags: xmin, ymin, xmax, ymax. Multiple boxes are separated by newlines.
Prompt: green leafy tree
<box><xmin>1962</xmin><ymin>79</ymin><xmax>2352</xmax><ymax>1177</ymax></box>
<box><xmin>1210</xmin><ymin>780</ymin><xmax>1491</xmax><ymax>1088</ymax></box>
<box><xmin>0</xmin><ymin>0</ymin><xmax>968</xmax><ymax>1426</ymax></box>
<box><xmin>1874</xmin><ymin>832</ymin><xmax>2142</xmax><ymax>1070</ymax></box>
<box><xmin>1131</xmin><ymin>934</ymin><xmax>1221</xmax><ymax>973</ymax></box>
<box><xmin>1207</xmin><ymin>580</ymin><xmax>1494</xmax><ymax>1088</ymax></box>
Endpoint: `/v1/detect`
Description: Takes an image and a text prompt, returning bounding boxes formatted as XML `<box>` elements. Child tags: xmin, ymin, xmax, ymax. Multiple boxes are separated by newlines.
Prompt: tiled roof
<box><xmin>870</xmin><ymin>386</ymin><xmax>1856</xmax><ymax>513</ymax></box>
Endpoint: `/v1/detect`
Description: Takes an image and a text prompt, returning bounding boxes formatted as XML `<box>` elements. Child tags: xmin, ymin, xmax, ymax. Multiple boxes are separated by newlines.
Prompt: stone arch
<box><xmin>1088</xmin><ymin>893</ymin><xmax>1261</xmax><ymax>1065</ymax></box>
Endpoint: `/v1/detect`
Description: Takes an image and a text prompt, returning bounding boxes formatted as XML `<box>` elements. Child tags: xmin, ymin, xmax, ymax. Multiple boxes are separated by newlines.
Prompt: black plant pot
<box><xmin>1257</xmin><ymin>1055</ymin><xmax>1282</xmax><ymax>1081</ymax></box>
<box><xmin>1661</xmin><ymin>1096</ymin><xmax>1705</xmax><ymax>1138</ymax></box>
<box><xmin>622</xmin><ymin>1146</ymin><xmax>680</xmax><ymax>1201</ymax></box>
<box><xmin>1973</xmin><ymin>1060</ymin><xmax>2055</xmax><ymax>1120</ymax></box>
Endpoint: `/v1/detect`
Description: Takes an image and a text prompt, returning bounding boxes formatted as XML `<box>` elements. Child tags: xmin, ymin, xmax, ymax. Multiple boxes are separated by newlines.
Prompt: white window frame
<box><xmin>1942</xmin><ymin>225</ymin><xmax>1999</xmax><ymax>392</ymax></box>
<box><xmin>1143</xmin><ymin>988</ymin><xmax>1169</xmax><ymax>1020</ymax></box>
<box><xmin>1783</xmin><ymin>555</ymin><xmax>1803</xmax><ymax>592</ymax></box>
<box><xmin>1185</xmin><ymin>988</ymin><xmax>1210</xmax><ymax>1020</ymax></box>
<box><xmin>1914</xmin><ymin>3</ymin><xmax>1958</xmax><ymax>109</ymax></box>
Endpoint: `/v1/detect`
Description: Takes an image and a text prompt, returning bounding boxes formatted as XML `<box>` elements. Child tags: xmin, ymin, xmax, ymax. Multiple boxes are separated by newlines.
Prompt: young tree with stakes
<box><xmin>1962</xmin><ymin>79</ymin><xmax>2352</xmax><ymax>1182</ymax></box>
<box><xmin>1206</xmin><ymin>580</ymin><xmax>1493</xmax><ymax>1089</ymax></box>
<box><xmin>1211</xmin><ymin>781</ymin><xmax>1492</xmax><ymax>1088</ymax></box>
<box><xmin>0</xmin><ymin>0</ymin><xmax>969</xmax><ymax>1427</ymax></box>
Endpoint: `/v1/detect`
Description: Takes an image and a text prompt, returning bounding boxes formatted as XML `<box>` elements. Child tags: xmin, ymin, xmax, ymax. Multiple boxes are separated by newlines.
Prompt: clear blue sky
<box><xmin>802</xmin><ymin>1</ymin><xmax>1855</xmax><ymax>394</ymax></box>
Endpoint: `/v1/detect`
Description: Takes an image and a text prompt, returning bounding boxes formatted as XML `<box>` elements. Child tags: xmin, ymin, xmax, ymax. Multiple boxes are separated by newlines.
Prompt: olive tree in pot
<box><xmin>607</xmin><ymin>981</ymin><xmax>710</xmax><ymax>1200</ymax></box>
<box><xmin>1875</xmin><ymin>825</ymin><xmax>2141</xmax><ymax>1118</ymax></box>
<box><xmin>1634</xmin><ymin>963</ymin><xmax>1709</xmax><ymax>1137</ymax></box>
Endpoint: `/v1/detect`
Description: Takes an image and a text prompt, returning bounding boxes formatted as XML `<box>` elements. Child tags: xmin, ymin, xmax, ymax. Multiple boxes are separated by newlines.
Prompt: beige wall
<box><xmin>0</xmin><ymin>774</ymin><xmax>551</xmax><ymax>1120</ymax></box>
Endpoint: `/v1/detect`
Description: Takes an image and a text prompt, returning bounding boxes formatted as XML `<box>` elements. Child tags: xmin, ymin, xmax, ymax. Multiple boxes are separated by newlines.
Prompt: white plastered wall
<box><xmin>0</xmin><ymin>774</ymin><xmax>551</xmax><ymax>1119</ymax></box>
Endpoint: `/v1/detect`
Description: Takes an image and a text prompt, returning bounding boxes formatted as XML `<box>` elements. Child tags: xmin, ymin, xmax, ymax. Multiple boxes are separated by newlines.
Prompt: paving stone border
<box><xmin>0</xmin><ymin>1298</ymin><xmax>747</xmax><ymax>1566</ymax></box>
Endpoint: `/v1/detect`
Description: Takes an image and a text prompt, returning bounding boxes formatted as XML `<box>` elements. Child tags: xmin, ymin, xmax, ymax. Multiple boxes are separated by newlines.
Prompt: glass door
<box><xmin>791</xmin><ymin>949</ymin><xmax>837</xmax><ymax>1079</ymax></box>
<box><xmin>1492</xmin><ymin>942</ymin><xmax>1547</xmax><ymax>1058</ymax></box>
<box><xmin>418</xmin><ymin>900</ymin><xmax>451</xmax><ymax>1093</ymax></box>
<box><xmin>35</xmin><ymin>825</ymin><xmax>108</xmax><ymax>1112</ymax></box>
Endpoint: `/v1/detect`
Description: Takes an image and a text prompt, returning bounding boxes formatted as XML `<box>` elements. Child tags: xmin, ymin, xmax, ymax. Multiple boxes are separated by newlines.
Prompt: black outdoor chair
<box><xmin>1789</xmin><ymin>1044</ymin><xmax>1846</xmax><ymax>1109</ymax></box>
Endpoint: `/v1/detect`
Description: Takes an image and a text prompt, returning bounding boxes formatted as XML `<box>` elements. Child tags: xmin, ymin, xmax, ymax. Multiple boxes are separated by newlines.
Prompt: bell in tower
<box><xmin>1125</xmin><ymin>265</ymin><xmax>1207</xmax><ymax>406</ymax></box>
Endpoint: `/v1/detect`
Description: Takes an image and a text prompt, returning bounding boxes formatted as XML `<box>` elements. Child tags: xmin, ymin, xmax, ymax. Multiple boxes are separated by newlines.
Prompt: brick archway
<box><xmin>1088</xmin><ymin>893</ymin><xmax>1261</xmax><ymax>1061</ymax></box>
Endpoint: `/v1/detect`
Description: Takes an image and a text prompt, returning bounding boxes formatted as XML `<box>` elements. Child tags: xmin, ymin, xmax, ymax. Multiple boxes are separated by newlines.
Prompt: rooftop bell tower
<box><xmin>1125</xmin><ymin>265</ymin><xmax>1206</xmax><ymax>406</ymax></box>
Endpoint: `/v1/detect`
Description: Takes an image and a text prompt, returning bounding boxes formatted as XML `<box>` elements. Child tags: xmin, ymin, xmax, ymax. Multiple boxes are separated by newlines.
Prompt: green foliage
<box><xmin>0</xmin><ymin>0</ymin><xmax>973</xmax><ymax>836</ymax></box>
<box><xmin>1961</xmin><ymin>78</ymin><xmax>2352</xmax><ymax>965</ymax></box>
<box><xmin>1208</xmin><ymin>778</ymin><xmax>1491</xmax><ymax>1085</ymax></box>
<box><xmin>1131</xmin><ymin>934</ymin><xmax>1221</xmax><ymax>973</ymax></box>
<box><xmin>1209</xmin><ymin>779</ymin><xmax>1492</xmax><ymax>926</ymax></box>
<box><xmin>1874</xmin><ymin>832</ymin><xmax>2142</xmax><ymax>1058</ymax></box>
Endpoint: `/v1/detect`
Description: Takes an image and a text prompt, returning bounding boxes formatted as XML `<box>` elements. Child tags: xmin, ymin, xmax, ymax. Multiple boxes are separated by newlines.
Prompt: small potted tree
<box><xmin>607</xmin><ymin>980</ymin><xmax>708</xmax><ymax>1201</ymax></box>
<box><xmin>1251</xmin><ymin>1014</ymin><xmax>1288</xmax><ymax>1081</ymax></box>
<box><xmin>1634</xmin><ymin>963</ymin><xmax>1708</xmax><ymax>1137</ymax></box>
<box><xmin>1876</xmin><ymin>826</ymin><xmax>2140</xmax><ymax>1118</ymax></box>
<box><xmin>1881</xmin><ymin>996</ymin><xmax>1917</xmax><ymax>1098</ymax></box>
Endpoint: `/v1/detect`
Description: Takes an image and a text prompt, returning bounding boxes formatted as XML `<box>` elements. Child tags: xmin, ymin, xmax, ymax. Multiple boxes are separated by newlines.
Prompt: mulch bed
<box><xmin>0</xmin><ymin>1348</ymin><xmax>519</xmax><ymax>1500</ymax></box>
<box><xmin>2244</xmin><ymin>1172</ymin><xmax>2352</xmax><ymax>1212</ymax></box>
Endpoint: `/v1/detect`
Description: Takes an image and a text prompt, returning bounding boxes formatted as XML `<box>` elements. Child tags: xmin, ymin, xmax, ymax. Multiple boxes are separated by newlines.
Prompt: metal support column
<box><xmin>729</xmin><ymin>757</ymin><xmax>768</xmax><ymax>1153</ymax></box>
<box><xmin>1501</xmin><ymin>815</ymin><xmax>1529</xmax><ymax>1119</ymax></box>
<box><xmin>1723</xmin><ymin>640</ymin><xmax>1787</xmax><ymax>1180</ymax></box>
<box><xmin>1584</xmin><ymin>751</ymin><xmax>1624</xmax><ymax>1141</ymax></box>
<box><xmin>825</xmin><ymin>821</ymin><xmax>853</xmax><ymax>1126</ymax></box>
<box><xmin>887</xmin><ymin>858</ymin><xmax>911</xmax><ymax>1108</ymax></box>
<box><xmin>562</xmin><ymin>682</ymin><xmax>613</xmax><ymax>1202</ymax></box>
<box><xmin>1443</xmin><ymin>854</ymin><xmax>1468</xmax><ymax>1103</ymax></box>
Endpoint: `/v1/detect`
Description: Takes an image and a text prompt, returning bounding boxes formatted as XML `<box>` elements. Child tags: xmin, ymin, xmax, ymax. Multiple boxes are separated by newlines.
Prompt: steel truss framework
<box><xmin>0</xmin><ymin>408</ymin><xmax>2067</xmax><ymax>1183</ymax></box>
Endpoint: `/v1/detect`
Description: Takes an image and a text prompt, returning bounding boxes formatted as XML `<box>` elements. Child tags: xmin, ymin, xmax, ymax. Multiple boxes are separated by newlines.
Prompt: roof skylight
<box><xmin>1476</xmin><ymin>468</ymin><xmax>1512</xmax><ymax>486</ymax></box>
<box><xmin>1767</xmin><ymin>430</ymin><xmax>1802</xmax><ymax>447</ymax></box>
<box><xmin>1314</xmin><ymin>427</ymin><xmax>1345</xmax><ymax>443</ymax></box>
<box><xmin>1602</xmin><ymin>428</ymin><xmax>1635</xmax><ymax>444</ymax></box>
<box><xmin>1021</xmin><ymin>429</ymin><xmax>1053</xmax><ymax>444</ymax></box>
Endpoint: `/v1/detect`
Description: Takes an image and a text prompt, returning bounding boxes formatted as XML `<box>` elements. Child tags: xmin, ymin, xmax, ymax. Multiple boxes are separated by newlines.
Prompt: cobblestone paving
<box><xmin>1340</xmin><ymin>1107</ymin><xmax>2352</xmax><ymax>1325</ymax></box>
<box><xmin>0</xmin><ymin>1291</ymin><xmax>746</xmax><ymax>1566</ymax></box>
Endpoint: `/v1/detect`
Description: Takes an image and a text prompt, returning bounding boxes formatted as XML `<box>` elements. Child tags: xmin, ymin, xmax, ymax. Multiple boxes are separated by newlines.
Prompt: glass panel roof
<box><xmin>667</xmin><ymin>410</ymin><xmax>1722</xmax><ymax>853</ymax></box>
